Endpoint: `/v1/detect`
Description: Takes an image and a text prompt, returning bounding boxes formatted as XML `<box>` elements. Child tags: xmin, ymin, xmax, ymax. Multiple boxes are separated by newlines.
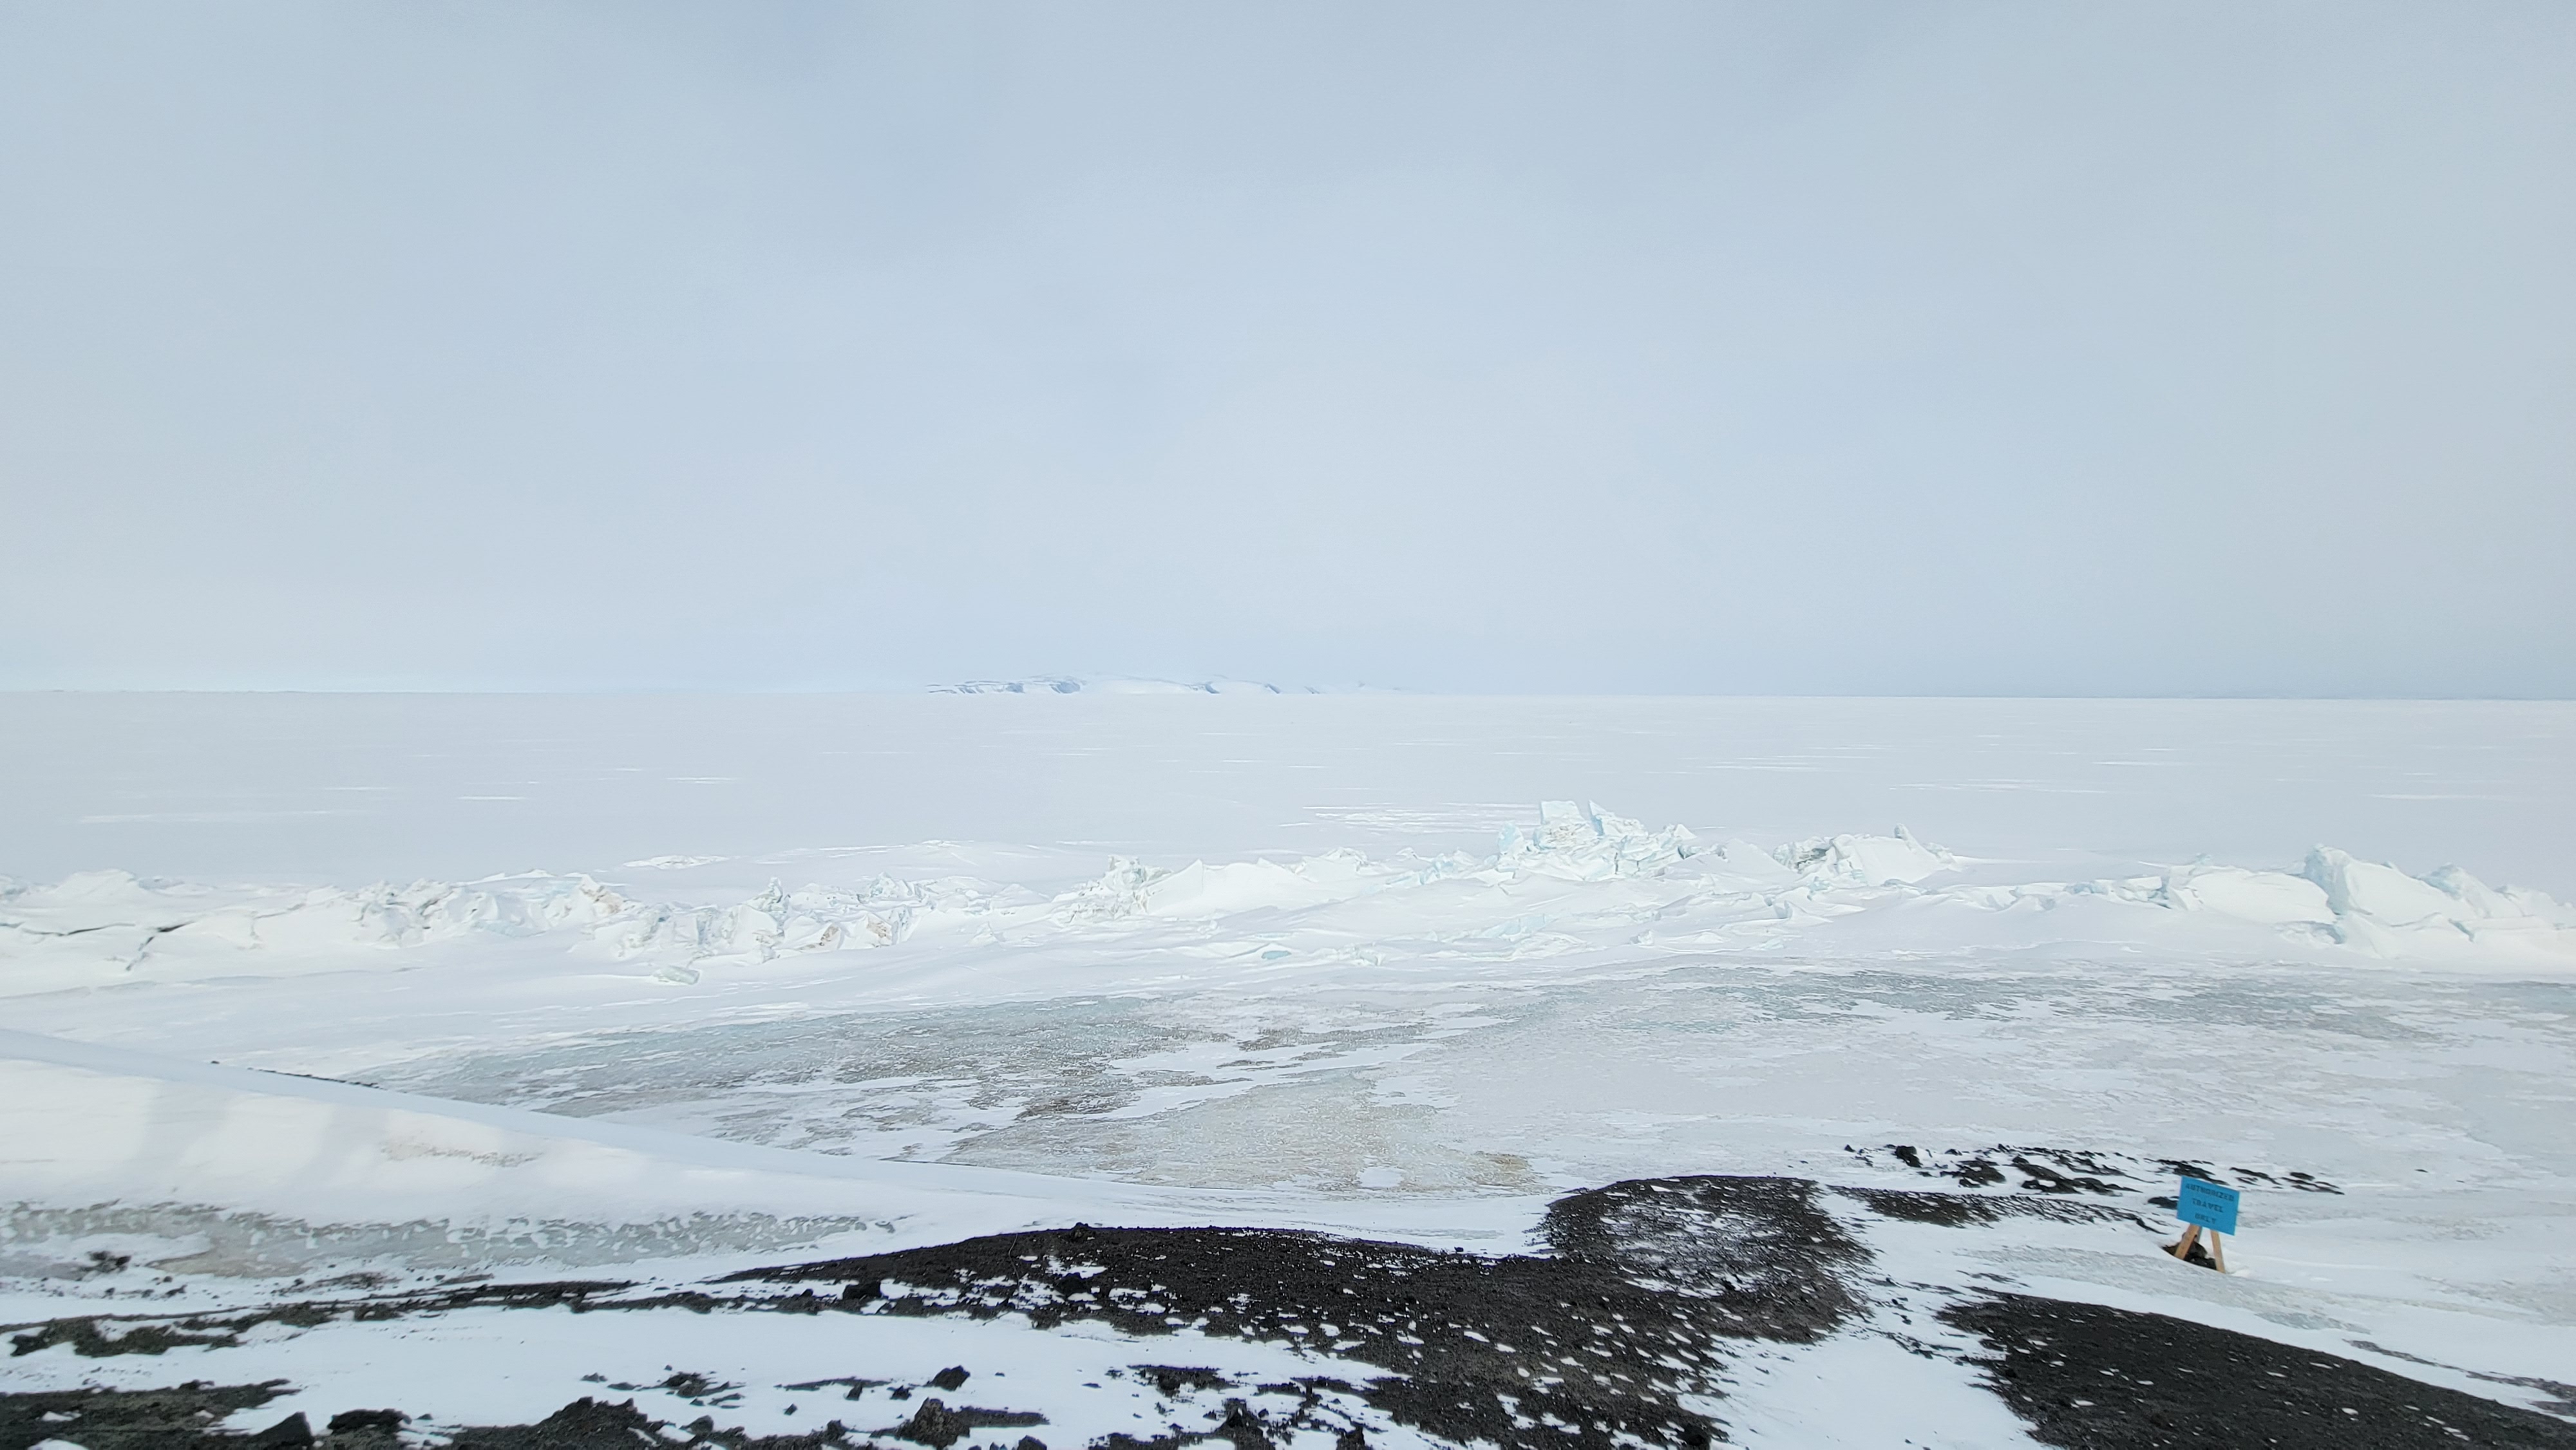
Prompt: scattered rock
<box><xmin>1139</xmin><ymin>1368</ymin><xmax>1235</xmax><ymax>1398</ymax></box>
<box><xmin>888</xmin><ymin>1396</ymin><xmax>1045</xmax><ymax>1449</ymax></box>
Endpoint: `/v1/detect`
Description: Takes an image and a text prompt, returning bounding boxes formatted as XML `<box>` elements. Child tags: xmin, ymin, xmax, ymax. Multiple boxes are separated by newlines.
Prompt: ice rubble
<box><xmin>1984</xmin><ymin>847</ymin><xmax>2576</xmax><ymax>959</ymax></box>
<box><xmin>0</xmin><ymin>868</ymin><xmax>998</xmax><ymax>993</ymax></box>
<box><xmin>1776</xmin><ymin>824</ymin><xmax>1956</xmax><ymax>887</ymax></box>
<box><xmin>3</xmin><ymin>808</ymin><xmax>2570</xmax><ymax>996</ymax></box>
<box><xmin>1501</xmin><ymin>800</ymin><xmax>1701</xmax><ymax>880</ymax></box>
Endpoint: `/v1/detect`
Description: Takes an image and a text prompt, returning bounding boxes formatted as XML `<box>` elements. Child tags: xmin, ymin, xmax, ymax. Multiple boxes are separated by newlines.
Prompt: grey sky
<box><xmin>3</xmin><ymin>2</ymin><xmax>2569</xmax><ymax>695</ymax></box>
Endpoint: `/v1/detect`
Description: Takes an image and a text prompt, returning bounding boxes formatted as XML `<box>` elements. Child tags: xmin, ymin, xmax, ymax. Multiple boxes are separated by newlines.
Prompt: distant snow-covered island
<box><xmin>931</xmin><ymin>675</ymin><xmax>1383</xmax><ymax>695</ymax></box>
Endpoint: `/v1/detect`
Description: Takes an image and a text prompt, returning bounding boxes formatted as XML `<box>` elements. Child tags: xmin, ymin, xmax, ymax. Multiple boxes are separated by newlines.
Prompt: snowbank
<box><xmin>0</xmin><ymin>869</ymin><xmax>1001</xmax><ymax>993</ymax></box>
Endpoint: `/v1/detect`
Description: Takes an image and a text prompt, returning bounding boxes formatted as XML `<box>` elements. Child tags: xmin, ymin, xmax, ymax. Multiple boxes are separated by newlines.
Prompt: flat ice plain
<box><xmin>4</xmin><ymin>693</ymin><xmax>2573</xmax><ymax>1447</ymax></box>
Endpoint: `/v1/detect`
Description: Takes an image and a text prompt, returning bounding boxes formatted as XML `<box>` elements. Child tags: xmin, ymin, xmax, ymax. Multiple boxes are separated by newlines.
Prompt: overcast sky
<box><xmin>2</xmin><ymin>2</ymin><xmax>2569</xmax><ymax>695</ymax></box>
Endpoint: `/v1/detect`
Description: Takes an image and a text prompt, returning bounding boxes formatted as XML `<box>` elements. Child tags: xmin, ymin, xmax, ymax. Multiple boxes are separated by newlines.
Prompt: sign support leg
<box><xmin>2208</xmin><ymin>1230</ymin><xmax>2227</xmax><ymax>1274</ymax></box>
<box><xmin>2168</xmin><ymin>1225</ymin><xmax>2202</xmax><ymax>1261</ymax></box>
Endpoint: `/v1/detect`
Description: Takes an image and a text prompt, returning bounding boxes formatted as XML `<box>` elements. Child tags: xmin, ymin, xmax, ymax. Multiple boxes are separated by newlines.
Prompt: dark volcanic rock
<box><xmin>446</xmin><ymin>1395</ymin><xmax>867</xmax><ymax>1448</ymax></box>
<box><xmin>888</xmin><ymin>1395</ymin><xmax>1046</xmax><ymax>1448</ymax></box>
<box><xmin>12</xmin><ymin>1173</ymin><xmax>2559</xmax><ymax>1450</ymax></box>
<box><xmin>1945</xmin><ymin>1291</ymin><xmax>2576</xmax><ymax>1449</ymax></box>
<box><xmin>245</xmin><ymin>1410</ymin><xmax>312</xmax><ymax>1445</ymax></box>
<box><xmin>447</xmin><ymin>1397</ymin><xmax>673</xmax><ymax>1448</ymax></box>
<box><xmin>1542</xmin><ymin>1174</ymin><xmax>1864</xmax><ymax>1324</ymax></box>
<box><xmin>7</xmin><ymin>1279</ymin><xmax>631</xmax><ymax>1361</ymax></box>
<box><xmin>0</xmin><ymin>1380</ymin><xmax>289</xmax><ymax>1450</ymax></box>
<box><xmin>730</xmin><ymin>1174</ymin><xmax>1871</xmax><ymax>1448</ymax></box>
<box><xmin>321</xmin><ymin>1407</ymin><xmax>408</xmax><ymax>1450</ymax></box>
<box><xmin>0</xmin><ymin>1387</ymin><xmax>868</xmax><ymax>1450</ymax></box>
<box><xmin>1138</xmin><ymin>1366</ymin><xmax>1236</xmax><ymax>1398</ymax></box>
<box><xmin>1830</xmin><ymin>1183</ymin><xmax>2145</xmax><ymax>1229</ymax></box>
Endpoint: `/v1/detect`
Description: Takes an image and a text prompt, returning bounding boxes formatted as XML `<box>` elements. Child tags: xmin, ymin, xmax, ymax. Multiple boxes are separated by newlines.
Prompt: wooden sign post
<box><xmin>2168</xmin><ymin>1177</ymin><xmax>2239</xmax><ymax>1272</ymax></box>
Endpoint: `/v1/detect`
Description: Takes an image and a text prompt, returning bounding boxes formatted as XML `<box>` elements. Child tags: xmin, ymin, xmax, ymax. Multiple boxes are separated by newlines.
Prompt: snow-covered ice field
<box><xmin>4</xmin><ymin>693</ymin><xmax>2573</xmax><ymax>1446</ymax></box>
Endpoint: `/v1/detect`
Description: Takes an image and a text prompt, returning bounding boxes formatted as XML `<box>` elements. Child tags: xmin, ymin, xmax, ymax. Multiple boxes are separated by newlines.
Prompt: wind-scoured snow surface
<box><xmin>3</xmin><ymin>695</ymin><xmax>2573</xmax><ymax>1445</ymax></box>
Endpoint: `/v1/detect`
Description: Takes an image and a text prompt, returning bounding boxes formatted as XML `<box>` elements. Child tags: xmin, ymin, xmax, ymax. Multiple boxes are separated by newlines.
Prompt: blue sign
<box><xmin>2177</xmin><ymin>1178</ymin><xmax>2240</xmax><ymax>1234</ymax></box>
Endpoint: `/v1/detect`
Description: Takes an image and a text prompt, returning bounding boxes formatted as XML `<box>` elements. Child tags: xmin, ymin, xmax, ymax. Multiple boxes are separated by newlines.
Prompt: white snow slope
<box><xmin>3</xmin><ymin>693</ymin><xmax>2572</xmax><ymax>1444</ymax></box>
